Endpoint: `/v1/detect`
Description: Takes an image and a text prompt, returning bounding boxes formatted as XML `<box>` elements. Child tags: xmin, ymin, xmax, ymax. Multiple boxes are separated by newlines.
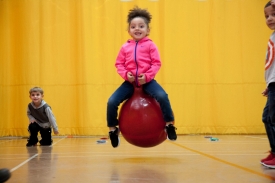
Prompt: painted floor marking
<box><xmin>10</xmin><ymin>137</ymin><xmax>65</xmax><ymax>172</ymax></box>
<box><xmin>170</xmin><ymin>141</ymin><xmax>275</xmax><ymax>181</ymax></box>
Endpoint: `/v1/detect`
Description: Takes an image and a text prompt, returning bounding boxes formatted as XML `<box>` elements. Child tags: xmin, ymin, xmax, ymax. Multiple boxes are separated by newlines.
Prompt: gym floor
<box><xmin>0</xmin><ymin>135</ymin><xmax>275</xmax><ymax>183</ymax></box>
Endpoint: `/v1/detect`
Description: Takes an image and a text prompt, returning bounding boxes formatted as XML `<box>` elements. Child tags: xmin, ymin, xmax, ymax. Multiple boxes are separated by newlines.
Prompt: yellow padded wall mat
<box><xmin>0</xmin><ymin>0</ymin><xmax>271</xmax><ymax>136</ymax></box>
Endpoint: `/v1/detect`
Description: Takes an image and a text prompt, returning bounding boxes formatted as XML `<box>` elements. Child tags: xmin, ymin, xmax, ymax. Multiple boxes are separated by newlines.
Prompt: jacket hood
<box><xmin>30</xmin><ymin>100</ymin><xmax>47</xmax><ymax>109</ymax></box>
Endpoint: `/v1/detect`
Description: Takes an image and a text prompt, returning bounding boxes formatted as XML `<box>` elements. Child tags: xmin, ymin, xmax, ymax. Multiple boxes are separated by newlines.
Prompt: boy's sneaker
<box><xmin>166</xmin><ymin>124</ymin><xmax>177</xmax><ymax>141</ymax></box>
<box><xmin>261</xmin><ymin>151</ymin><xmax>275</xmax><ymax>164</ymax></box>
<box><xmin>262</xmin><ymin>157</ymin><xmax>275</xmax><ymax>168</ymax></box>
<box><xmin>39</xmin><ymin>140</ymin><xmax>53</xmax><ymax>146</ymax></box>
<box><xmin>109</xmin><ymin>127</ymin><xmax>120</xmax><ymax>148</ymax></box>
<box><xmin>26</xmin><ymin>142</ymin><xmax>37</xmax><ymax>147</ymax></box>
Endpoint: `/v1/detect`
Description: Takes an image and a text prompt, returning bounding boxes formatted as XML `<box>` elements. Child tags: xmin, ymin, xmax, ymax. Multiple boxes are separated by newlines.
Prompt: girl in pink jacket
<box><xmin>107</xmin><ymin>6</ymin><xmax>177</xmax><ymax>148</ymax></box>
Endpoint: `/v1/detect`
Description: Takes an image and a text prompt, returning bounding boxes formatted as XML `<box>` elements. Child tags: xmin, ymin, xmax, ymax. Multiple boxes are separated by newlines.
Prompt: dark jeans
<box><xmin>27</xmin><ymin>122</ymin><xmax>52</xmax><ymax>145</ymax></box>
<box><xmin>107</xmin><ymin>79</ymin><xmax>174</xmax><ymax>127</ymax></box>
<box><xmin>263</xmin><ymin>83</ymin><xmax>275</xmax><ymax>153</ymax></box>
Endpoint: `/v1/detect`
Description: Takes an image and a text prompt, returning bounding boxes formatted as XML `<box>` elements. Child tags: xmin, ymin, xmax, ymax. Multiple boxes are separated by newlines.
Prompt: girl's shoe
<box><xmin>166</xmin><ymin>124</ymin><xmax>177</xmax><ymax>141</ymax></box>
<box><xmin>109</xmin><ymin>127</ymin><xmax>120</xmax><ymax>148</ymax></box>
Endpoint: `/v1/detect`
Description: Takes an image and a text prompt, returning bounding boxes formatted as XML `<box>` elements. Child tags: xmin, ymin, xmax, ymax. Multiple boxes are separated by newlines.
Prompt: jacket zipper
<box><xmin>134</xmin><ymin>41</ymin><xmax>139</xmax><ymax>86</ymax></box>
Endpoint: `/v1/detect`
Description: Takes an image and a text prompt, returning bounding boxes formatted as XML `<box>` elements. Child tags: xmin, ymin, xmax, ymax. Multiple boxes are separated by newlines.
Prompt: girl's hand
<box><xmin>262</xmin><ymin>88</ymin><xmax>268</xmax><ymax>97</ymax></box>
<box><xmin>54</xmin><ymin>130</ymin><xmax>59</xmax><ymax>135</ymax></box>
<box><xmin>138</xmin><ymin>74</ymin><xmax>146</xmax><ymax>85</ymax></box>
<box><xmin>127</xmin><ymin>72</ymin><xmax>135</xmax><ymax>82</ymax></box>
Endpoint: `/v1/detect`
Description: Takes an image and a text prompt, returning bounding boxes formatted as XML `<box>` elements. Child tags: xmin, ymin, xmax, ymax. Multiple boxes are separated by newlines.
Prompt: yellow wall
<box><xmin>0</xmin><ymin>0</ymin><xmax>271</xmax><ymax>136</ymax></box>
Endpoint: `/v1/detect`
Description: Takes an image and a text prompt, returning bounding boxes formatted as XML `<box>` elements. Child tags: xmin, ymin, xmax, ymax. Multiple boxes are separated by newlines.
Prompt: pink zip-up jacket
<box><xmin>115</xmin><ymin>37</ymin><xmax>161</xmax><ymax>84</ymax></box>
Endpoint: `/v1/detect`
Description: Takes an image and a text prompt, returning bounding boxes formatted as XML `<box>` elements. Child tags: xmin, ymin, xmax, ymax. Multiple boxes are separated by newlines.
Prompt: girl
<box><xmin>107</xmin><ymin>6</ymin><xmax>177</xmax><ymax>148</ymax></box>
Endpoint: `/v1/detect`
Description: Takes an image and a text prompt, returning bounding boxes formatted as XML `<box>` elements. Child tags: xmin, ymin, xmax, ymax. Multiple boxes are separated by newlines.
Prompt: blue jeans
<box><xmin>107</xmin><ymin>79</ymin><xmax>174</xmax><ymax>127</ymax></box>
<box><xmin>263</xmin><ymin>83</ymin><xmax>275</xmax><ymax>153</ymax></box>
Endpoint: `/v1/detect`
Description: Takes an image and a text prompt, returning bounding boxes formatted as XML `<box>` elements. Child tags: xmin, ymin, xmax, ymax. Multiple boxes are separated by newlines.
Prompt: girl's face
<box><xmin>265</xmin><ymin>5</ymin><xmax>275</xmax><ymax>30</ymax></box>
<box><xmin>128</xmin><ymin>17</ymin><xmax>150</xmax><ymax>41</ymax></box>
<box><xmin>30</xmin><ymin>92</ymin><xmax>43</xmax><ymax>106</ymax></box>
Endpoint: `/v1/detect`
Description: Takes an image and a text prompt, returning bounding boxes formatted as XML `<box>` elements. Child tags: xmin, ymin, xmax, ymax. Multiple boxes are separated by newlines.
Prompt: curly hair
<box><xmin>127</xmin><ymin>6</ymin><xmax>152</xmax><ymax>27</ymax></box>
<box><xmin>265</xmin><ymin>1</ymin><xmax>271</xmax><ymax>8</ymax></box>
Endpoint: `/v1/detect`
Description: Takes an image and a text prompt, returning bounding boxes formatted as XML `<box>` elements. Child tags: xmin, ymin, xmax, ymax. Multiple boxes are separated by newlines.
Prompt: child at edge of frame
<box><xmin>106</xmin><ymin>6</ymin><xmax>177</xmax><ymax>148</ymax></box>
<box><xmin>260</xmin><ymin>0</ymin><xmax>275</xmax><ymax>168</ymax></box>
<box><xmin>26</xmin><ymin>87</ymin><xmax>59</xmax><ymax>147</ymax></box>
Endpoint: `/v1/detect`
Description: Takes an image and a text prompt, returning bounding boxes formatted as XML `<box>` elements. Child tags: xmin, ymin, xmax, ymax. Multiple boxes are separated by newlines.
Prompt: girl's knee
<box><xmin>107</xmin><ymin>97</ymin><xmax>117</xmax><ymax>107</ymax></box>
<box><xmin>156</xmin><ymin>92</ymin><xmax>168</xmax><ymax>102</ymax></box>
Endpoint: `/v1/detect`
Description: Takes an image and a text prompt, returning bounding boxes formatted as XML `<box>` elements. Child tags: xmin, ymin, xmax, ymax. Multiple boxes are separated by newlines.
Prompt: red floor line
<box><xmin>170</xmin><ymin>141</ymin><xmax>275</xmax><ymax>181</ymax></box>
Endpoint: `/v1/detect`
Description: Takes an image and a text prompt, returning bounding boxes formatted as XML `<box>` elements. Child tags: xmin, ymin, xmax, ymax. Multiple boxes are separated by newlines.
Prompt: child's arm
<box><xmin>27</xmin><ymin>107</ymin><xmax>36</xmax><ymax>123</ymax></box>
<box><xmin>45</xmin><ymin>107</ymin><xmax>59</xmax><ymax>135</ymax></box>
<box><xmin>115</xmin><ymin>47</ymin><xmax>129</xmax><ymax>81</ymax></box>
<box><xmin>142</xmin><ymin>42</ymin><xmax>161</xmax><ymax>83</ymax></box>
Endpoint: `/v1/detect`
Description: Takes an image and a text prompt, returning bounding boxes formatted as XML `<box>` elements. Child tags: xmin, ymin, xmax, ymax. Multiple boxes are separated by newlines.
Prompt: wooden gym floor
<box><xmin>1</xmin><ymin>135</ymin><xmax>275</xmax><ymax>183</ymax></box>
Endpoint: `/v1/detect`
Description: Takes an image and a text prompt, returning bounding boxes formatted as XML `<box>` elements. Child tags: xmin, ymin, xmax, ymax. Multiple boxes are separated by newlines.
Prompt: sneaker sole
<box><xmin>260</xmin><ymin>160</ymin><xmax>272</xmax><ymax>165</ymax></box>
<box><xmin>262</xmin><ymin>163</ymin><xmax>275</xmax><ymax>168</ymax></box>
<box><xmin>166</xmin><ymin>136</ymin><xmax>176</xmax><ymax>141</ymax></box>
<box><xmin>260</xmin><ymin>161</ymin><xmax>269</xmax><ymax>166</ymax></box>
